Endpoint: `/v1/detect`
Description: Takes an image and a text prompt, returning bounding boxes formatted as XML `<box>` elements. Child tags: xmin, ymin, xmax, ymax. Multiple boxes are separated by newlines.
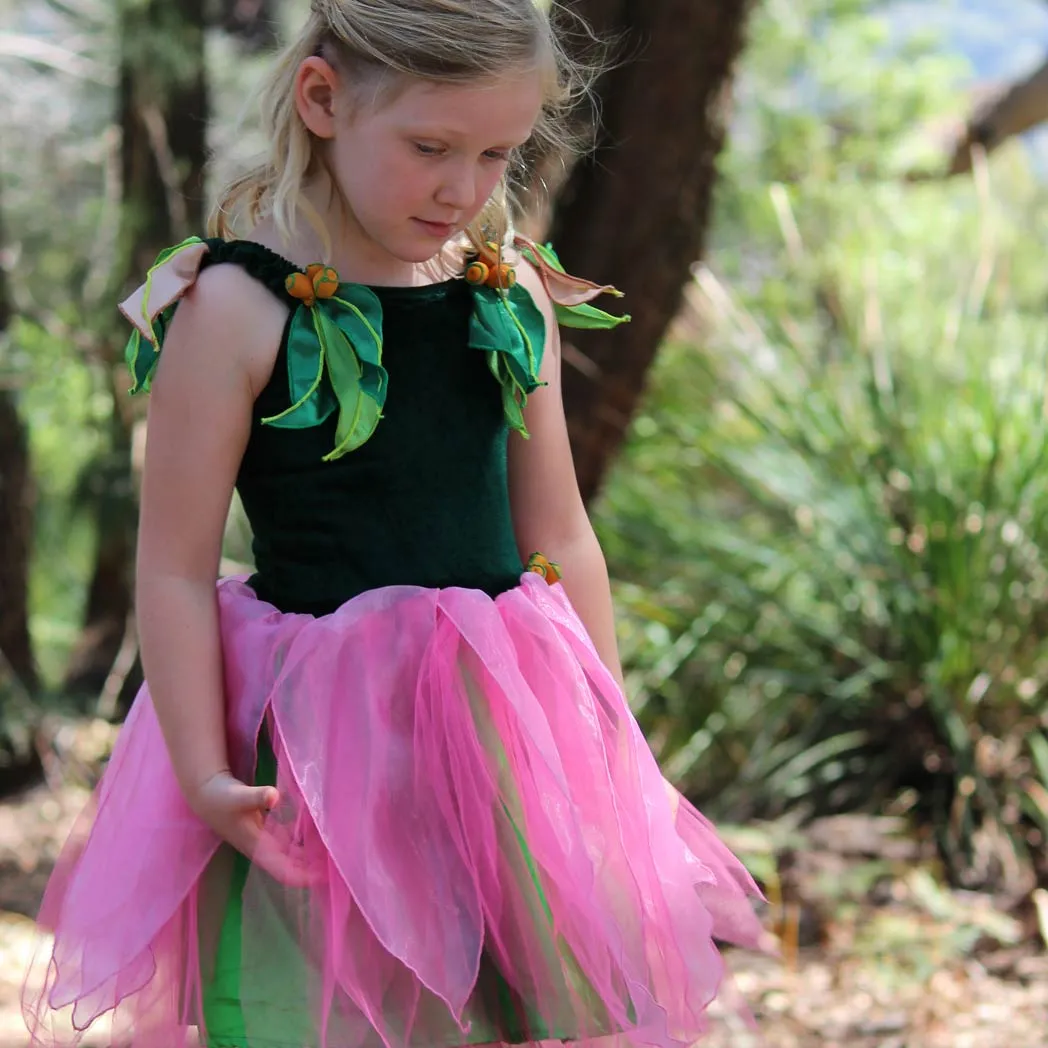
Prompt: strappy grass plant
<box><xmin>600</xmin><ymin>158</ymin><xmax>1048</xmax><ymax>891</ymax></box>
<box><xmin>594</xmin><ymin>0</ymin><xmax>1048</xmax><ymax>893</ymax></box>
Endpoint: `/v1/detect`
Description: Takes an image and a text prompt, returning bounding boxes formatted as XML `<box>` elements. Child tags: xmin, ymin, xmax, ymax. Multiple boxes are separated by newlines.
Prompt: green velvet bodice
<box><xmin>200</xmin><ymin>241</ymin><xmax>525</xmax><ymax>616</ymax></box>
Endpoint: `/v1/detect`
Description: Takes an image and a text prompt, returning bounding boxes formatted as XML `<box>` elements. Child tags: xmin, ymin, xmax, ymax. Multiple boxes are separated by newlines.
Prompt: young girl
<box><xmin>25</xmin><ymin>2</ymin><xmax>765</xmax><ymax>1046</ymax></box>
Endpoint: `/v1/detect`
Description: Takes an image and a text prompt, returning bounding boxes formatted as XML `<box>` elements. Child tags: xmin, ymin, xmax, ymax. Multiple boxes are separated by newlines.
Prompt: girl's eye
<box><xmin>413</xmin><ymin>142</ymin><xmax>509</xmax><ymax>162</ymax></box>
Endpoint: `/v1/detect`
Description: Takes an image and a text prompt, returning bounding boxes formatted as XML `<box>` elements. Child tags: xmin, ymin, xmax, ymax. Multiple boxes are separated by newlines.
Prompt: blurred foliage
<box><xmin>0</xmin><ymin>0</ymin><xmax>287</xmax><ymax>685</ymax></box>
<box><xmin>599</xmin><ymin>0</ymin><xmax>1048</xmax><ymax>890</ymax></box>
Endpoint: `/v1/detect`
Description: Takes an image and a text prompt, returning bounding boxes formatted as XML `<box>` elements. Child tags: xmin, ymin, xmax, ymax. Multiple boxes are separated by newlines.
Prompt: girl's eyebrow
<box><xmin>398</xmin><ymin>111</ymin><xmax>533</xmax><ymax>139</ymax></box>
<box><xmin>404</xmin><ymin>124</ymin><xmax>530</xmax><ymax>148</ymax></box>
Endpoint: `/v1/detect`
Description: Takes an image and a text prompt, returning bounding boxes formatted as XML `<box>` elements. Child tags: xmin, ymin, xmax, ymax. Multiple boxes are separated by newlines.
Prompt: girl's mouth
<box><xmin>414</xmin><ymin>219</ymin><xmax>455</xmax><ymax>238</ymax></box>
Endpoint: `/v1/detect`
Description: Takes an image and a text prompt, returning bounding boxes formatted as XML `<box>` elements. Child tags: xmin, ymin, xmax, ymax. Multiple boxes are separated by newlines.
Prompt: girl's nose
<box><xmin>435</xmin><ymin>163</ymin><xmax>477</xmax><ymax>212</ymax></box>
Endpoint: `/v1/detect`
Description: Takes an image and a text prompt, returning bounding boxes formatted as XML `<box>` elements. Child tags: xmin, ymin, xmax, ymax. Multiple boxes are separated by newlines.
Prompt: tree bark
<box><xmin>0</xmin><ymin>212</ymin><xmax>39</xmax><ymax>697</ymax></box>
<box><xmin>216</xmin><ymin>0</ymin><xmax>280</xmax><ymax>53</ymax></box>
<box><xmin>60</xmin><ymin>407</ymin><xmax>139</xmax><ymax>700</ymax></box>
<box><xmin>0</xmin><ymin>392</ymin><xmax>37</xmax><ymax>698</ymax></box>
<box><xmin>550</xmin><ymin>0</ymin><xmax>754</xmax><ymax>504</ymax></box>
<box><xmin>62</xmin><ymin>0</ymin><xmax>208</xmax><ymax>700</ymax></box>
<box><xmin>0</xmin><ymin>203</ymin><xmax>44</xmax><ymax>794</ymax></box>
<box><xmin>118</xmin><ymin>0</ymin><xmax>209</xmax><ymax>274</ymax></box>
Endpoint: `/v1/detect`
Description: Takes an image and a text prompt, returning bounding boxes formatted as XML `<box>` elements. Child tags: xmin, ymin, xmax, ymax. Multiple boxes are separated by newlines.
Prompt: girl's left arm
<box><xmin>506</xmin><ymin>263</ymin><xmax>625</xmax><ymax>693</ymax></box>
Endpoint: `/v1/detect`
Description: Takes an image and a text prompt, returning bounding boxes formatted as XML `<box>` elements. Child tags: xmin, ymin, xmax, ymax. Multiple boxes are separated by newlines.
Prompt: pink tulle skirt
<box><xmin>24</xmin><ymin>574</ymin><xmax>765</xmax><ymax>1048</ymax></box>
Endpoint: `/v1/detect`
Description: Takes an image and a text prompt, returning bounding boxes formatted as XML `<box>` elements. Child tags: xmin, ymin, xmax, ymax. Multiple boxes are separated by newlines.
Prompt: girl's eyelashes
<box><xmin>412</xmin><ymin>142</ymin><xmax>512</xmax><ymax>163</ymax></box>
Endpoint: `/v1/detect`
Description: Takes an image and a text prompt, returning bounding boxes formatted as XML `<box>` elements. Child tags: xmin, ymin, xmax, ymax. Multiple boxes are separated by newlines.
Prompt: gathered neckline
<box><xmin>228</xmin><ymin>238</ymin><xmax>466</xmax><ymax>299</ymax></box>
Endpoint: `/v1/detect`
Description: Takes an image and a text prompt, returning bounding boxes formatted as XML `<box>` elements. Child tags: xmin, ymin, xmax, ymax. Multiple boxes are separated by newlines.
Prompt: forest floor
<box><xmin>0</xmin><ymin>719</ymin><xmax>1045</xmax><ymax>1047</ymax></box>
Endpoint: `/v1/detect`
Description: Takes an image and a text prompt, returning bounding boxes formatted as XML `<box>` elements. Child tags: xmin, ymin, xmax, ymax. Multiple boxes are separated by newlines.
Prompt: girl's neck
<box><xmin>248</xmin><ymin>183</ymin><xmax>455</xmax><ymax>288</ymax></box>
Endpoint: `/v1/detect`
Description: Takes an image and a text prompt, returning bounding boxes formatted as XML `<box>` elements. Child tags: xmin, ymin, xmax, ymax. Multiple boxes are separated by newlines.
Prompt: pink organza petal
<box><xmin>267</xmin><ymin>595</ymin><xmax>488</xmax><ymax>1014</ymax></box>
<box><xmin>36</xmin><ymin>698</ymin><xmax>217</xmax><ymax>1010</ymax></box>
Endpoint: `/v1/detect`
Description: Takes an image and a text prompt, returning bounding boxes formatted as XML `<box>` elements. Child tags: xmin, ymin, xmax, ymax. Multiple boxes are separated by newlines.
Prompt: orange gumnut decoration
<box><xmin>465</xmin><ymin>261</ymin><xmax>490</xmax><ymax>286</ymax></box>
<box><xmin>286</xmin><ymin>265</ymin><xmax>341</xmax><ymax>308</ymax></box>
<box><xmin>526</xmin><ymin>553</ymin><xmax>562</xmax><ymax>585</ymax></box>
<box><xmin>465</xmin><ymin>240</ymin><xmax>517</xmax><ymax>291</ymax></box>
<box><xmin>286</xmin><ymin>271</ymin><xmax>316</xmax><ymax>308</ymax></box>
<box><xmin>493</xmin><ymin>263</ymin><xmax>517</xmax><ymax>289</ymax></box>
<box><xmin>312</xmin><ymin>267</ymin><xmax>339</xmax><ymax>300</ymax></box>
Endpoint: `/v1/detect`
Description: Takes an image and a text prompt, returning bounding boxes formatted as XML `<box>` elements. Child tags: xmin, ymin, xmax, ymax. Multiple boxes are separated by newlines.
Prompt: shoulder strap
<box><xmin>120</xmin><ymin>234</ymin><xmax>629</xmax><ymax>456</ymax></box>
<box><xmin>198</xmin><ymin>238</ymin><xmax>299</xmax><ymax>304</ymax></box>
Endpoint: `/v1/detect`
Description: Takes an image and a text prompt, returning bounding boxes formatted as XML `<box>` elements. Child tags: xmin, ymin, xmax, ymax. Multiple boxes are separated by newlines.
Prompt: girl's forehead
<box><xmin>381</xmin><ymin>71</ymin><xmax>545</xmax><ymax>140</ymax></box>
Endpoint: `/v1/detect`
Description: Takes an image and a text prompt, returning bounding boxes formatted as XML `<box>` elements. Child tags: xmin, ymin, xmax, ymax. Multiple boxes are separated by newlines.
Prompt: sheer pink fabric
<box><xmin>24</xmin><ymin>575</ymin><xmax>764</xmax><ymax>1048</ymax></box>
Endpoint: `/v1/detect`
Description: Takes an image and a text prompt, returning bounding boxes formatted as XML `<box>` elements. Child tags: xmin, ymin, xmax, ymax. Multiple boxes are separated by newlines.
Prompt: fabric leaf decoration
<box><xmin>515</xmin><ymin>238</ymin><xmax>631</xmax><ymax>330</ymax></box>
<box><xmin>467</xmin><ymin>238</ymin><xmax>629</xmax><ymax>436</ymax></box>
<box><xmin>261</xmin><ymin>283</ymin><xmax>387</xmax><ymax>462</ymax></box>
<box><xmin>468</xmin><ymin>283</ymin><xmax>547</xmax><ymax>438</ymax></box>
<box><xmin>553</xmin><ymin>301</ymin><xmax>629</xmax><ymax>330</ymax></box>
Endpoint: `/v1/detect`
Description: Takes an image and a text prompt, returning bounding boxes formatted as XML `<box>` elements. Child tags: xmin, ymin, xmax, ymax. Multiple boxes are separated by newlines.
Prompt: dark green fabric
<box><xmin>196</xmin><ymin>240</ymin><xmax>525</xmax><ymax>616</ymax></box>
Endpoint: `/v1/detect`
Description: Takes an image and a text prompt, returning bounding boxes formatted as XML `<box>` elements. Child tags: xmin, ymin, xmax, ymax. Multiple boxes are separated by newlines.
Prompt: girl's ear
<box><xmin>295</xmin><ymin>56</ymin><xmax>341</xmax><ymax>139</ymax></box>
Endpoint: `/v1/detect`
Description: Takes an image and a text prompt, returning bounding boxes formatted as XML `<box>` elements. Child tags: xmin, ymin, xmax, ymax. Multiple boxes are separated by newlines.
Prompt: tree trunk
<box><xmin>0</xmin><ymin>213</ymin><xmax>38</xmax><ymax>697</ymax></box>
<box><xmin>0</xmin><ymin>204</ymin><xmax>44</xmax><ymax>793</ymax></box>
<box><xmin>217</xmin><ymin>0</ymin><xmax>280</xmax><ymax>52</ymax></box>
<box><xmin>62</xmin><ymin>0</ymin><xmax>208</xmax><ymax>700</ymax></box>
<box><xmin>60</xmin><ymin>406</ymin><xmax>138</xmax><ymax>700</ymax></box>
<box><xmin>0</xmin><ymin>391</ymin><xmax>37</xmax><ymax>698</ymax></box>
<box><xmin>118</xmin><ymin>0</ymin><xmax>209</xmax><ymax>274</ymax></box>
<box><xmin>550</xmin><ymin>0</ymin><xmax>754</xmax><ymax>504</ymax></box>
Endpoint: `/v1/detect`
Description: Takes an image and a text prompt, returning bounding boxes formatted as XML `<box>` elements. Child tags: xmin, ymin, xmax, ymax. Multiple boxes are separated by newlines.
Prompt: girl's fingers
<box><xmin>249</xmin><ymin>831</ymin><xmax>325</xmax><ymax>889</ymax></box>
<box><xmin>226</xmin><ymin>816</ymin><xmax>323</xmax><ymax>889</ymax></box>
<box><xmin>226</xmin><ymin>781</ymin><xmax>280</xmax><ymax>813</ymax></box>
<box><xmin>207</xmin><ymin>779</ymin><xmax>321</xmax><ymax>888</ymax></box>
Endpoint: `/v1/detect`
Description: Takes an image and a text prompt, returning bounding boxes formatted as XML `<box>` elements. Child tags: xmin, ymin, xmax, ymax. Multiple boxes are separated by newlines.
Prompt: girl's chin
<box><xmin>397</xmin><ymin>238</ymin><xmax>461</xmax><ymax>267</ymax></box>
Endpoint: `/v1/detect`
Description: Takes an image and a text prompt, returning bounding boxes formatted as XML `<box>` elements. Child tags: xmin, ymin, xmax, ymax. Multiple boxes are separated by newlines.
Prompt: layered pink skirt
<box><xmin>24</xmin><ymin>575</ymin><xmax>765</xmax><ymax>1048</ymax></box>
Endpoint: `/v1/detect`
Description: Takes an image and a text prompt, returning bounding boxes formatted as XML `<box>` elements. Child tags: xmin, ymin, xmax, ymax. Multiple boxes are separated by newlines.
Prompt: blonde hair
<box><xmin>209</xmin><ymin>0</ymin><xmax>600</xmax><ymax>258</ymax></box>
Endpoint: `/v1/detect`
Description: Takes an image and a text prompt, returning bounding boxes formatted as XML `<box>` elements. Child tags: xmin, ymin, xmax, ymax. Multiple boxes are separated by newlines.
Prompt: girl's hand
<box><xmin>187</xmin><ymin>770</ymin><xmax>318</xmax><ymax>888</ymax></box>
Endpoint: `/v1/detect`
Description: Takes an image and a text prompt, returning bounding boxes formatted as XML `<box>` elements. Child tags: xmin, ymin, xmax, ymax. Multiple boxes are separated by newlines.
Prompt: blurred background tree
<box><xmin>0</xmin><ymin>204</ymin><xmax>37</xmax><ymax>701</ymax></box>
<box><xmin>945</xmin><ymin>46</ymin><xmax>1048</xmax><ymax>175</ymax></box>
<box><xmin>57</xmin><ymin>0</ymin><xmax>209</xmax><ymax>703</ymax></box>
<box><xmin>546</xmin><ymin>0</ymin><xmax>756</xmax><ymax>502</ymax></box>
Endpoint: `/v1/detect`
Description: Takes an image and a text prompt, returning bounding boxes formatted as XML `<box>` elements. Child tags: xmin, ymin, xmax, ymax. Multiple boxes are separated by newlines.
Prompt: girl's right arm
<box><xmin>134</xmin><ymin>263</ymin><xmax>294</xmax><ymax>871</ymax></box>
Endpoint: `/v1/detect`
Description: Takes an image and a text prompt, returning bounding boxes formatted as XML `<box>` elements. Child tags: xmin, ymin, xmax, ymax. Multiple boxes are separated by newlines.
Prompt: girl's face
<box><xmin>298</xmin><ymin>62</ymin><xmax>545</xmax><ymax>279</ymax></box>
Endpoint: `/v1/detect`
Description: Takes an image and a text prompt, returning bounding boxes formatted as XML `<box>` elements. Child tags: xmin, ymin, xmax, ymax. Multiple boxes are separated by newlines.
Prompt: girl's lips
<box><xmin>414</xmin><ymin>219</ymin><xmax>455</xmax><ymax>238</ymax></box>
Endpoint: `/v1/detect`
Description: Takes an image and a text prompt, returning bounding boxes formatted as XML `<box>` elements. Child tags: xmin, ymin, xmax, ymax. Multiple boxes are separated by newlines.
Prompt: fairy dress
<box><xmin>23</xmin><ymin>237</ymin><xmax>766</xmax><ymax>1048</ymax></box>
